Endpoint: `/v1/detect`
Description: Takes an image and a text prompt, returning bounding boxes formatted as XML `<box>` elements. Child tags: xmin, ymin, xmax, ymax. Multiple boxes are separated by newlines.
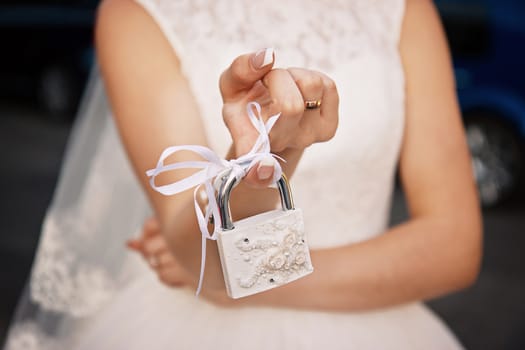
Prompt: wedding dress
<box><xmin>4</xmin><ymin>0</ymin><xmax>464</xmax><ymax>349</ymax></box>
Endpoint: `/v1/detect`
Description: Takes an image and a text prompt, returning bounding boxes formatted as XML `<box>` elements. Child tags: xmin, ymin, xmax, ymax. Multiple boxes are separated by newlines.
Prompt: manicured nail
<box><xmin>252</xmin><ymin>48</ymin><xmax>274</xmax><ymax>69</ymax></box>
<box><xmin>257</xmin><ymin>158</ymin><xmax>275</xmax><ymax>180</ymax></box>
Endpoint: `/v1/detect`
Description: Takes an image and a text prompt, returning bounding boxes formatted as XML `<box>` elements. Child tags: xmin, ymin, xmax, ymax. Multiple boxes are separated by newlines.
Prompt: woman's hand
<box><xmin>127</xmin><ymin>217</ymin><xmax>194</xmax><ymax>288</ymax></box>
<box><xmin>127</xmin><ymin>217</ymin><xmax>237</xmax><ymax>306</ymax></box>
<box><xmin>219</xmin><ymin>49</ymin><xmax>339</xmax><ymax>186</ymax></box>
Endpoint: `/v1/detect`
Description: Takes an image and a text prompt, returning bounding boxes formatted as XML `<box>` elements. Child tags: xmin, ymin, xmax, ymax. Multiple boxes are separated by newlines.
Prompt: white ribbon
<box><xmin>146</xmin><ymin>102</ymin><xmax>283</xmax><ymax>295</ymax></box>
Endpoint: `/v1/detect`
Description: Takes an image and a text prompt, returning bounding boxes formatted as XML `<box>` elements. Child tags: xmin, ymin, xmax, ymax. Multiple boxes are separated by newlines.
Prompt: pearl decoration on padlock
<box><xmin>215</xmin><ymin>169</ymin><xmax>314</xmax><ymax>299</ymax></box>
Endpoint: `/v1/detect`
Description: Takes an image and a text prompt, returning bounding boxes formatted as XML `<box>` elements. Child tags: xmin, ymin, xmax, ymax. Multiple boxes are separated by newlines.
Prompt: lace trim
<box><xmin>150</xmin><ymin>0</ymin><xmax>404</xmax><ymax>71</ymax></box>
<box><xmin>5</xmin><ymin>322</ymin><xmax>57</xmax><ymax>350</ymax></box>
<box><xmin>29</xmin><ymin>215</ymin><xmax>115</xmax><ymax>317</ymax></box>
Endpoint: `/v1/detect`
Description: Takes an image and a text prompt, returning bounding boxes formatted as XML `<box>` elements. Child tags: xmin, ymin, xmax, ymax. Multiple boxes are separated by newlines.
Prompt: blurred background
<box><xmin>0</xmin><ymin>0</ymin><xmax>524</xmax><ymax>348</ymax></box>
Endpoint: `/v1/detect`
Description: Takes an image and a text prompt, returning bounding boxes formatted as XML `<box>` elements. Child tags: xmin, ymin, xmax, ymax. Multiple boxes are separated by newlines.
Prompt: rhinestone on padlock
<box><xmin>214</xmin><ymin>169</ymin><xmax>314</xmax><ymax>299</ymax></box>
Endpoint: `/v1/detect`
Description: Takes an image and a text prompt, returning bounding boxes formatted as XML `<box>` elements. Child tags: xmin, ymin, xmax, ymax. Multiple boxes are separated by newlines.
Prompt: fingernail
<box><xmin>257</xmin><ymin>158</ymin><xmax>275</xmax><ymax>180</ymax></box>
<box><xmin>252</xmin><ymin>47</ymin><xmax>274</xmax><ymax>69</ymax></box>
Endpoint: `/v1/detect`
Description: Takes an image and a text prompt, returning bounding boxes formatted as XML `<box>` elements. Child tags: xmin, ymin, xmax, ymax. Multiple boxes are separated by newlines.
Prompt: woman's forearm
<box><xmin>163</xmin><ymin>146</ymin><xmax>481</xmax><ymax>311</ymax></box>
<box><xmin>235</xmin><ymin>216</ymin><xmax>481</xmax><ymax>311</ymax></box>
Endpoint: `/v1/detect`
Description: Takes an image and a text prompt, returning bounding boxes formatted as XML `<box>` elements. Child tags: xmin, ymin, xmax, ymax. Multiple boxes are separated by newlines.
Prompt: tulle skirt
<box><xmin>73</xmin><ymin>264</ymin><xmax>463</xmax><ymax>350</ymax></box>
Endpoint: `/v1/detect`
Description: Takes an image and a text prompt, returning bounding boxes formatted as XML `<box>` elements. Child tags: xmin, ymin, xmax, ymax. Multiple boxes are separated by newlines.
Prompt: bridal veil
<box><xmin>5</xmin><ymin>67</ymin><xmax>152</xmax><ymax>349</ymax></box>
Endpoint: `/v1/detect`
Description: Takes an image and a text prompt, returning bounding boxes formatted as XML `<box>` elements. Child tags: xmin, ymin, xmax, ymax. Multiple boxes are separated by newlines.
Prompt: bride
<box><xmin>4</xmin><ymin>0</ymin><xmax>482</xmax><ymax>349</ymax></box>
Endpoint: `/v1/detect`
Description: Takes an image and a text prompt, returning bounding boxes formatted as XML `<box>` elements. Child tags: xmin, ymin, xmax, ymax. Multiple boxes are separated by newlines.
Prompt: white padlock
<box><xmin>214</xmin><ymin>170</ymin><xmax>314</xmax><ymax>299</ymax></box>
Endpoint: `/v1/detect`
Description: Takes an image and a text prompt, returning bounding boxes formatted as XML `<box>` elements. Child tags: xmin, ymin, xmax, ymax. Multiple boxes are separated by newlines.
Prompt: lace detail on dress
<box><xmin>30</xmin><ymin>215</ymin><xmax>115</xmax><ymax>317</ymax></box>
<box><xmin>5</xmin><ymin>322</ymin><xmax>57</xmax><ymax>350</ymax></box>
<box><xmin>25</xmin><ymin>104</ymin><xmax>151</xmax><ymax>317</ymax></box>
<box><xmin>150</xmin><ymin>0</ymin><xmax>404</xmax><ymax>71</ymax></box>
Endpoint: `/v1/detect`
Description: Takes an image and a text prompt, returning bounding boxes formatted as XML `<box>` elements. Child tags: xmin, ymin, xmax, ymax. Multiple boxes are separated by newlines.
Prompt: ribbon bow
<box><xmin>146</xmin><ymin>102</ymin><xmax>282</xmax><ymax>295</ymax></box>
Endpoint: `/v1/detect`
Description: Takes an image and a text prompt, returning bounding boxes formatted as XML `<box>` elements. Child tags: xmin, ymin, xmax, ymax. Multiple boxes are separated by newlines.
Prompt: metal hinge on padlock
<box><xmin>214</xmin><ymin>170</ymin><xmax>314</xmax><ymax>299</ymax></box>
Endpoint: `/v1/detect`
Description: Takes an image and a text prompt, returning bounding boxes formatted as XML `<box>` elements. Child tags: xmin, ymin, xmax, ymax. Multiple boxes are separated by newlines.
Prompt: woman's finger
<box><xmin>155</xmin><ymin>251</ymin><xmax>176</xmax><ymax>268</ymax></box>
<box><xmin>243</xmin><ymin>69</ymin><xmax>315</xmax><ymax>187</ymax></box>
<box><xmin>242</xmin><ymin>156</ymin><xmax>278</xmax><ymax>188</ymax></box>
<box><xmin>286</xmin><ymin>67</ymin><xmax>324</xmax><ymax>108</ymax></box>
<box><xmin>126</xmin><ymin>216</ymin><xmax>161</xmax><ymax>253</ymax></box>
<box><xmin>286</xmin><ymin>68</ymin><xmax>339</xmax><ymax>143</ymax></box>
<box><xmin>143</xmin><ymin>216</ymin><xmax>160</xmax><ymax>237</ymax></box>
<box><xmin>157</xmin><ymin>266</ymin><xmax>186</xmax><ymax>287</ymax></box>
<box><xmin>241</xmin><ymin>71</ymin><xmax>298</xmax><ymax>187</ymax></box>
<box><xmin>220</xmin><ymin>48</ymin><xmax>275</xmax><ymax>101</ymax></box>
<box><xmin>126</xmin><ymin>238</ymin><xmax>142</xmax><ymax>251</ymax></box>
<box><xmin>285</xmin><ymin>68</ymin><xmax>325</xmax><ymax>148</ymax></box>
<box><xmin>147</xmin><ymin>250</ymin><xmax>174</xmax><ymax>269</ymax></box>
<box><xmin>143</xmin><ymin>234</ymin><xmax>169</xmax><ymax>256</ymax></box>
<box><xmin>261</xmin><ymin>68</ymin><xmax>304</xmax><ymax>152</ymax></box>
<box><xmin>153</xmin><ymin>252</ymin><xmax>191</xmax><ymax>287</ymax></box>
<box><xmin>316</xmin><ymin>71</ymin><xmax>340</xmax><ymax>142</ymax></box>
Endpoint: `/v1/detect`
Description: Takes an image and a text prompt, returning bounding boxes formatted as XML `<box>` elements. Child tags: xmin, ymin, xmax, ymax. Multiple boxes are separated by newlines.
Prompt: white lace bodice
<box><xmin>146</xmin><ymin>0</ymin><xmax>402</xmax><ymax>69</ymax></box>
<box><xmin>137</xmin><ymin>0</ymin><xmax>406</xmax><ymax>247</ymax></box>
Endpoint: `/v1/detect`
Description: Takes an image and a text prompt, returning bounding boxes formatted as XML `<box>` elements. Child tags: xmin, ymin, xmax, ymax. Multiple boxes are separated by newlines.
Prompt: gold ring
<box><xmin>304</xmin><ymin>100</ymin><xmax>322</xmax><ymax>110</ymax></box>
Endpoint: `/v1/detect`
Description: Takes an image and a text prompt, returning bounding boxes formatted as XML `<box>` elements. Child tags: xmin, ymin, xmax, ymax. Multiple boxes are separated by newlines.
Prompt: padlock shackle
<box><xmin>216</xmin><ymin>170</ymin><xmax>295</xmax><ymax>231</ymax></box>
<box><xmin>276</xmin><ymin>173</ymin><xmax>295</xmax><ymax>211</ymax></box>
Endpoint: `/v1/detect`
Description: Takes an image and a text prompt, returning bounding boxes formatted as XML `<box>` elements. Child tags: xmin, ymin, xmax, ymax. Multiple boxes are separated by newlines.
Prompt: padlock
<box><xmin>214</xmin><ymin>169</ymin><xmax>314</xmax><ymax>299</ymax></box>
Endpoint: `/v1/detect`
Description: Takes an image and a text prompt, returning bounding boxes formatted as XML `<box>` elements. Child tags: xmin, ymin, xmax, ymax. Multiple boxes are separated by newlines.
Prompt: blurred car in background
<box><xmin>0</xmin><ymin>0</ymin><xmax>97</xmax><ymax>119</ymax></box>
<box><xmin>437</xmin><ymin>0</ymin><xmax>525</xmax><ymax>206</ymax></box>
